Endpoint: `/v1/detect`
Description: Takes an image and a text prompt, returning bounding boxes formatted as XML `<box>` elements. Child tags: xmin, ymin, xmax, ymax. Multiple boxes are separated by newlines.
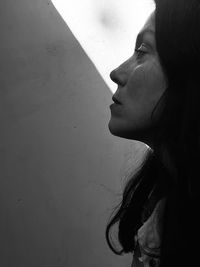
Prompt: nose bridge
<box><xmin>110</xmin><ymin>59</ymin><xmax>129</xmax><ymax>86</ymax></box>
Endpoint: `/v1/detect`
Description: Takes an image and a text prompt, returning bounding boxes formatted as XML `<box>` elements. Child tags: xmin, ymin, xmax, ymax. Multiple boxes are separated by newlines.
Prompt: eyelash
<box><xmin>135</xmin><ymin>44</ymin><xmax>148</xmax><ymax>58</ymax></box>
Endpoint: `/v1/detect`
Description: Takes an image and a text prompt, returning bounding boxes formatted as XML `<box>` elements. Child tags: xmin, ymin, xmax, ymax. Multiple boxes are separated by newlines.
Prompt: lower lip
<box><xmin>109</xmin><ymin>103</ymin><xmax>122</xmax><ymax>111</ymax></box>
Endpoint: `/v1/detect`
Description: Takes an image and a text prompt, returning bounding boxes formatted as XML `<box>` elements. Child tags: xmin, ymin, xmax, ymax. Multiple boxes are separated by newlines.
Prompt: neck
<box><xmin>150</xmin><ymin>143</ymin><xmax>178</xmax><ymax>180</ymax></box>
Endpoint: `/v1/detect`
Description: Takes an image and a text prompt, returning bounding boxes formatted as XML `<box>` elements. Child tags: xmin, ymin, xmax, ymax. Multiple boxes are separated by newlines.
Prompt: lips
<box><xmin>112</xmin><ymin>95</ymin><xmax>122</xmax><ymax>105</ymax></box>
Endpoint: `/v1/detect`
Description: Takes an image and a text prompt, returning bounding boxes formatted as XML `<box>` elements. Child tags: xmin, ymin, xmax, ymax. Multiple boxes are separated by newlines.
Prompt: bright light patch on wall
<box><xmin>51</xmin><ymin>0</ymin><xmax>154</xmax><ymax>93</ymax></box>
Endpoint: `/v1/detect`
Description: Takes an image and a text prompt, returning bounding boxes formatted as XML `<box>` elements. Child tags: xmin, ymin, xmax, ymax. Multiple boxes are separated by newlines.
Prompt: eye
<box><xmin>135</xmin><ymin>43</ymin><xmax>148</xmax><ymax>59</ymax></box>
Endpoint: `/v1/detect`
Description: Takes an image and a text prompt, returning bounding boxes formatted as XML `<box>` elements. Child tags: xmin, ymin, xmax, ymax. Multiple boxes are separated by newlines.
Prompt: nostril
<box><xmin>110</xmin><ymin>66</ymin><xmax>127</xmax><ymax>86</ymax></box>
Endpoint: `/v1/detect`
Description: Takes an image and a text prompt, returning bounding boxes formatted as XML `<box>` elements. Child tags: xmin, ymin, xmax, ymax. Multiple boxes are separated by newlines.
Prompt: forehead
<box><xmin>135</xmin><ymin>11</ymin><xmax>155</xmax><ymax>48</ymax></box>
<box><xmin>140</xmin><ymin>11</ymin><xmax>155</xmax><ymax>34</ymax></box>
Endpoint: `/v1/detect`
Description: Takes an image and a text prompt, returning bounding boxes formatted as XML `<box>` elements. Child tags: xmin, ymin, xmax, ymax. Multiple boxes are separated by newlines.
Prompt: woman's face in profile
<box><xmin>108</xmin><ymin>11</ymin><xmax>167</xmax><ymax>143</ymax></box>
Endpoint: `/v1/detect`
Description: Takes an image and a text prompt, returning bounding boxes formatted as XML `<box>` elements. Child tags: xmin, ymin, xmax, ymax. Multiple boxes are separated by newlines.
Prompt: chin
<box><xmin>108</xmin><ymin>121</ymin><xmax>122</xmax><ymax>137</ymax></box>
<box><xmin>108</xmin><ymin>120</ymin><xmax>135</xmax><ymax>140</ymax></box>
<box><xmin>108</xmin><ymin>120</ymin><xmax>154</xmax><ymax>142</ymax></box>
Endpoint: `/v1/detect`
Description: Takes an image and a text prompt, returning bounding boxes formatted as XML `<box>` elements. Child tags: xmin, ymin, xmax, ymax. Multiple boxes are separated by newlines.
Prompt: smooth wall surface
<box><xmin>0</xmin><ymin>1</ymin><xmax>147</xmax><ymax>266</ymax></box>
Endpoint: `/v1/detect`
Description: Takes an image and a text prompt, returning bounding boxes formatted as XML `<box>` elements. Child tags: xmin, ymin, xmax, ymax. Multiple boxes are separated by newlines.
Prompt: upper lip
<box><xmin>112</xmin><ymin>95</ymin><xmax>122</xmax><ymax>105</ymax></box>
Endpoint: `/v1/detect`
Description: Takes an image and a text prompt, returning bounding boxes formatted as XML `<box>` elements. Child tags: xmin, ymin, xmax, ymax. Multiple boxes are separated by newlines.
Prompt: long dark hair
<box><xmin>106</xmin><ymin>0</ymin><xmax>200</xmax><ymax>266</ymax></box>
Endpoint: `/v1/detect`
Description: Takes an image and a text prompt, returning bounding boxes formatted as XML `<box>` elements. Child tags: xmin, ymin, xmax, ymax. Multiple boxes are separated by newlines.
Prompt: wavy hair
<box><xmin>106</xmin><ymin>1</ymin><xmax>200</xmax><ymax>266</ymax></box>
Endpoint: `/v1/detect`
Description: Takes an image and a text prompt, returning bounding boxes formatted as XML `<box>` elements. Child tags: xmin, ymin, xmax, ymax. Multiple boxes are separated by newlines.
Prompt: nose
<box><xmin>110</xmin><ymin>63</ymin><xmax>128</xmax><ymax>86</ymax></box>
<box><xmin>110</xmin><ymin>69</ymin><xmax>119</xmax><ymax>84</ymax></box>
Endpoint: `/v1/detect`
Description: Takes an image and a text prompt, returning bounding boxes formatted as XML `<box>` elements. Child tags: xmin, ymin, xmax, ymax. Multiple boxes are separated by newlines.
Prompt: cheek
<box><xmin>149</xmin><ymin>63</ymin><xmax>167</xmax><ymax>92</ymax></box>
<box><xmin>128</xmin><ymin>62</ymin><xmax>166</xmax><ymax>101</ymax></box>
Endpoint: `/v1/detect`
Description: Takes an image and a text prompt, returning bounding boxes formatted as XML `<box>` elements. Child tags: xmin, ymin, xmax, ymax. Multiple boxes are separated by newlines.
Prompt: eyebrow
<box><xmin>135</xmin><ymin>29</ymin><xmax>155</xmax><ymax>48</ymax></box>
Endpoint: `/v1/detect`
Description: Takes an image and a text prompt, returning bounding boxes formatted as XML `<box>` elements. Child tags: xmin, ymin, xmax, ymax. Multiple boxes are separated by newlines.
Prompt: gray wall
<box><xmin>0</xmin><ymin>0</ymin><xmax>146</xmax><ymax>266</ymax></box>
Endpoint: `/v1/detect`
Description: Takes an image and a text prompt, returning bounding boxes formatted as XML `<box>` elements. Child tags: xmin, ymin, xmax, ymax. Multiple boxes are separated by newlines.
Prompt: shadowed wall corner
<box><xmin>0</xmin><ymin>0</ymin><xmax>146</xmax><ymax>266</ymax></box>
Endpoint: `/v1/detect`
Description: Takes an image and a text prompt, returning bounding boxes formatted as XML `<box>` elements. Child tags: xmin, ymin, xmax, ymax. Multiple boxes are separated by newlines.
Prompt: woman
<box><xmin>106</xmin><ymin>0</ymin><xmax>200</xmax><ymax>266</ymax></box>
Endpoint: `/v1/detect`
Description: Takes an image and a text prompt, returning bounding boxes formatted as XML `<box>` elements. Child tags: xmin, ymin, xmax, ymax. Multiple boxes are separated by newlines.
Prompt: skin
<box><xmin>108</xmin><ymin>11</ymin><xmax>167</xmax><ymax>147</ymax></box>
<box><xmin>108</xmin><ymin>11</ymin><xmax>177</xmax><ymax>178</ymax></box>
